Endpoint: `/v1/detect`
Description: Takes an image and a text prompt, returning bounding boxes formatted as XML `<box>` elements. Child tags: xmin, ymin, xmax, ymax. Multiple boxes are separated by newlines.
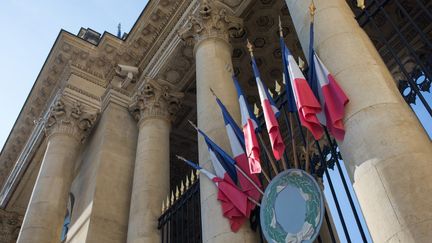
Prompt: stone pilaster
<box><xmin>127</xmin><ymin>78</ymin><xmax>183</xmax><ymax>243</ymax></box>
<box><xmin>284</xmin><ymin>0</ymin><xmax>432</xmax><ymax>242</ymax></box>
<box><xmin>179</xmin><ymin>1</ymin><xmax>259</xmax><ymax>242</ymax></box>
<box><xmin>17</xmin><ymin>96</ymin><xmax>98</xmax><ymax>243</ymax></box>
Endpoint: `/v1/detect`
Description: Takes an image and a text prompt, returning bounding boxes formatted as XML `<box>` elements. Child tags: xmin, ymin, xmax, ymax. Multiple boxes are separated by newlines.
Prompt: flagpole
<box><xmin>176</xmin><ymin>155</ymin><xmax>263</xmax><ymax>207</ymax></box>
<box><xmin>186</xmin><ymin>120</ymin><xmax>266</xmax><ymax>194</ymax></box>
<box><xmin>279</xmin><ymin>16</ymin><xmax>300</xmax><ymax>170</ymax></box>
<box><xmin>288</xmin><ymin>113</ymin><xmax>300</xmax><ymax>169</ymax></box>
<box><xmin>246</xmin><ymin>39</ymin><xmax>280</xmax><ymax>176</ymax></box>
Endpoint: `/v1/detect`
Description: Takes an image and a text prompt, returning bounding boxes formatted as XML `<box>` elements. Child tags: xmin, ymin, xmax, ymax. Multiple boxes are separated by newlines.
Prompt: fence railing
<box><xmin>349</xmin><ymin>0</ymin><xmax>432</xmax><ymax>118</ymax></box>
<box><xmin>158</xmin><ymin>171</ymin><xmax>202</xmax><ymax>243</ymax></box>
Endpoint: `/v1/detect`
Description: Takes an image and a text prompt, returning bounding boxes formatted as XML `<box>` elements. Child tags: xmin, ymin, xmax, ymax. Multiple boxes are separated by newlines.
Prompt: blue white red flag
<box><xmin>232</xmin><ymin>75</ymin><xmax>262</xmax><ymax>174</ymax></box>
<box><xmin>197</xmin><ymin>128</ymin><xmax>238</xmax><ymax>184</ymax></box>
<box><xmin>250</xmin><ymin>57</ymin><xmax>286</xmax><ymax>160</ymax></box>
<box><xmin>214</xmin><ymin>96</ymin><xmax>262</xmax><ymax>207</ymax></box>
<box><xmin>280</xmin><ymin>37</ymin><xmax>297</xmax><ymax>113</ymax></box>
<box><xmin>309</xmin><ymin>23</ymin><xmax>349</xmax><ymax>141</ymax></box>
<box><xmin>281</xmin><ymin>38</ymin><xmax>324</xmax><ymax>140</ymax></box>
<box><xmin>179</xmin><ymin>157</ymin><xmax>249</xmax><ymax>232</ymax></box>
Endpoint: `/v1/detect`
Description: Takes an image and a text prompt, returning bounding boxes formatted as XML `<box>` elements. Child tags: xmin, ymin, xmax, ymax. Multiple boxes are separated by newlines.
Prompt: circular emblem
<box><xmin>260</xmin><ymin>169</ymin><xmax>324</xmax><ymax>243</ymax></box>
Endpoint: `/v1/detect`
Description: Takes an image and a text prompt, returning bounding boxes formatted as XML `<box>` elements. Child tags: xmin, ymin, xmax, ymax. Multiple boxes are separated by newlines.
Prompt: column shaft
<box><xmin>195</xmin><ymin>38</ymin><xmax>258</xmax><ymax>243</ymax></box>
<box><xmin>127</xmin><ymin>118</ymin><xmax>171</xmax><ymax>243</ymax></box>
<box><xmin>285</xmin><ymin>0</ymin><xmax>432</xmax><ymax>242</ymax></box>
<box><xmin>17</xmin><ymin>134</ymin><xmax>80</xmax><ymax>243</ymax></box>
<box><xmin>126</xmin><ymin>78</ymin><xmax>182</xmax><ymax>243</ymax></box>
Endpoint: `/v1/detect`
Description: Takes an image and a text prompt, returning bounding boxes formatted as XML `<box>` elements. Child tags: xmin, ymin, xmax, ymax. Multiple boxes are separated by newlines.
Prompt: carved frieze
<box><xmin>178</xmin><ymin>0</ymin><xmax>243</xmax><ymax>45</ymax></box>
<box><xmin>45</xmin><ymin>96</ymin><xmax>99</xmax><ymax>142</ymax></box>
<box><xmin>129</xmin><ymin>78</ymin><xmax>184</xmax><ymax>123</ymax></box>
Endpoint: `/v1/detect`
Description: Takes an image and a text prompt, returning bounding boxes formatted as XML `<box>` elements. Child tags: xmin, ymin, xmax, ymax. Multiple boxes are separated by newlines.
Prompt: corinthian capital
<box><xmin>178</xmin><ymin>0</ymin><xmax>243</xmax><ymax>45</ymax></box>
<box><xmin>129</xmin><ymin>78</ymin><xmax>184</xmax><ymax>124</ymax></box>
<box><xmin>45</xmin><ymin>96</ymin><xmax>99</xmax><ymax>142</ymax></box>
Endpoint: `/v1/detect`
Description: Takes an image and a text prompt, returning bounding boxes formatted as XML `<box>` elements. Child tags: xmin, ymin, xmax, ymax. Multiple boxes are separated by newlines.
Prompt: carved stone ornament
<box><xmin>129</xmin><ymin>78</ymin><xmax>184</xmax><ymax>123</ymax></box>
<box><xmin>178</xmin><ymin>0</ymin><xmax>243</xmax><ymax>45</ymax></box>
<box><xmin>45</xmin><ymin>96</ymin><xmax>99</xmax><ymax>142</ymax></box>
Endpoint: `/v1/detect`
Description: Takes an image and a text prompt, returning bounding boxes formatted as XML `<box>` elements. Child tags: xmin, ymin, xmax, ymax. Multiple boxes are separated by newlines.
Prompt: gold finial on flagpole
<box><xmin>278</xmin><ymin>16</ymin><xmax>283</xmax><ymax>38</ymax></box>
<box><xmin>246</xmin><ymin>39</ymin><xmax>254</xmax><ymax>57</ymax></box>
<box><xmin>309</xmin><ymin>1</ymin><xmax>316</xmax><ymax>22</ymax></box>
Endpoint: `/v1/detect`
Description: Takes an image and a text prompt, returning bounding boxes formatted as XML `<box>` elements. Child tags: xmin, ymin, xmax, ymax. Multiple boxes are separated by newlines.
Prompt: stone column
<box><xmin>126</xmin><ymin>78</ymin><xmax>183</xmax><ymax>243</ymax></box>
<box><xmin>17</xmin><ymin>96</ymin><xmax>98</xmax><ymax>243</ymax></box>
<box><xmin>285</xmin><ymin>0</ymin><xmax>432</xmax><ymax>242</ymax></box>
<box><xmin>179</xmin><ymin>1</ymin><xmax>259</xmax><ymax>242</ymax></box>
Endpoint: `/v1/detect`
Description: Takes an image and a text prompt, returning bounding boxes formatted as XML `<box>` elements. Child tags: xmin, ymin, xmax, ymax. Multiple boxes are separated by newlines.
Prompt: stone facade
<box><xmin>0</xmin><ymin>0</ymin><xmax>431</xmax><ymax>243</ymax></box>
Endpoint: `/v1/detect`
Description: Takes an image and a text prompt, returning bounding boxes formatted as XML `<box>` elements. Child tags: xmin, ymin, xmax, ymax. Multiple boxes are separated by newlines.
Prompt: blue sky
<box><xmin>0</xmin><ymin>1</ymin><xmax>430</xmax><ymax>242</ymax></box>
<box><xmin>0</xmin><ymin>0</ymin><xmax>148</xmax><ymax>149</ymax></box>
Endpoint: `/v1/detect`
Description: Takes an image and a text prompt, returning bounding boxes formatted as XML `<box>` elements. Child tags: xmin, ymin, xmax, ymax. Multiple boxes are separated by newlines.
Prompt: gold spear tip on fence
<box><xmin>246</xmin><ymin>39</ymin><xmax>254</xmax><ymax>56</ymax></box>
<box><xmin>357</xmin><ymin>0</ymin><xmax>365</xmax><ymax>10</ymax></box>
<box><xmin>275</xmin><ymin>80</ymin><xmax>282</xmax><ymax>94</ymax></box>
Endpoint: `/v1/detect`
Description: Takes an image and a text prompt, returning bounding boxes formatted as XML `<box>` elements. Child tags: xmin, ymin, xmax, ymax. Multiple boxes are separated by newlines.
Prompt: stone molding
<box><xmin>0</xmin><ymin>209</ymin><xmax>22</xmax><ymax>243</ymax></box>
<box><xmin>178</xmin><ymin>0</ymin><xmax>243</xmax><ymax>47</ymax></box>
<box><xmin>45</xmin><ymin>96</ymin><xmax>99</xmax><ymax>142</ymax></box>
<box><xmin>129</xmin><ymin>78</ymin><xmax>184</xmax><ymax>124</ymax></box>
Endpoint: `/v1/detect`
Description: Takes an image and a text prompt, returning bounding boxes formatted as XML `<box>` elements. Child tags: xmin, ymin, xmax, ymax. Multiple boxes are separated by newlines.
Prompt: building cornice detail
<box><xmin>45</xmin><ymin>96</ymin><xmax>99</xmax><ymax>143</ymax></box>
<box><xmin>178</xmin><ymin>0</ymin><xmax>243</xmax><ymax>47</ymax></box>
<box><xmin>129</xmin><ymin>78</ymin><xmax>184</xmax><ymax>124</ymax></box>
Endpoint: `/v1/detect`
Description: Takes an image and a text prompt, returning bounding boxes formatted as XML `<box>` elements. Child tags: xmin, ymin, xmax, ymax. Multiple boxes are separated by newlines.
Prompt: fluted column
<box><xmin>285</xmin><ymin>0</ymin><xmax>432</xmax><ymax>242</ymax></box>
<box><xmin>127</xmin><ymin>78</ymin><xmax>183</xmax><ymax>243</ymax></box>
<box><xmin>179</xmin><ymin>1</ymin><xmax>259</xmax><ymax>242</ymax></box>
<box><xmin>17</xmin><ymin>97</ymin><xmax>98</xmax><ymax>243</ymax></box>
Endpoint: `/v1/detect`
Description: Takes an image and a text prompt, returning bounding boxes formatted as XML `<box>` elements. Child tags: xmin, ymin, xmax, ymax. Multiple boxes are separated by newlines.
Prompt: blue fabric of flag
<box><xmin>215</xmin><ymin>97</ymin><xmax>245</xmax><ymax>148</ymax></box>
<box><xmin>308</xmin><ymin>22</ymin><xmax>319</xmax><ymax>99</ymax></box>
<box><xmin>280</xmin><ymin>37</ymin><xmax>297</xmax><ymax>113</ymax></box>
<box><xmin>198</xmin><ymin>129</ymin><xmax>238</xmax><ymax>184</ymax></box>
<box><xmin>232</xmin><ymin>75</ymin><xmax>260</xmax><ymax>131</ymax></box>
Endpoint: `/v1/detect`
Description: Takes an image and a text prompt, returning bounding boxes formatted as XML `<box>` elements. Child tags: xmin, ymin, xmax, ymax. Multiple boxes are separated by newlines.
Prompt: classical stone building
<box><xmin>0</xmin><ymin>0</ymin><xmax>431</xmax><ymax>242</ymax></box>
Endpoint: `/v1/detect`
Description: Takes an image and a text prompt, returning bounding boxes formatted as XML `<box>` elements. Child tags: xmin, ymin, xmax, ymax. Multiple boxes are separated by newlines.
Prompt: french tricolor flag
<box><xmin>214</xmin><ymin>96</ymin><xmax>262</xmax><ymax>206</ymax></box>
<box><xmin>281</xmin><ymin>40</ymin><xmax>324</xmax><ymax>140</ymax></box>
<box><xmin>197</xmin><ymin>128</ymin><xmax>239</xmax><ymax>185</ymax></box>
<box><xmin>309</xmin><ymin>23</ymin><xmax>349</xmax><ymax>141</ymax></box>
<box><xmin>179</xmin><ymin>157</ymin><xmax>249</xmax><ymax>232</ymax></box>
<box><xmin>250</xmin><ymin>57</ymin><xmax>286</xmax><ymax>161</ymax></box>
<box><xmin>232</xmin><ymin>76</ymin><xmax>262</xmax><ymax>174</ymax></box>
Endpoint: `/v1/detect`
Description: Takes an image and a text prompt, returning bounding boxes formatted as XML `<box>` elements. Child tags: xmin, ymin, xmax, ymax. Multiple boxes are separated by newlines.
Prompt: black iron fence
<box><xmin>158</xmin><ymin>173</ymin><xmax>201</xmax><ymax>243</ymax></box>
<box><xmin>349</xmin><ymin>0</ymin><xmax>432</xmax><ymax>117</ymax></box>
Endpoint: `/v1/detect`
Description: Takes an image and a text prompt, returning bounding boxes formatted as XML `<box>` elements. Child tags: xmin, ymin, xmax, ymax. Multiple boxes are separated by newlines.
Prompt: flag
<box><xmin>197</xmin><ymin>128</ymin><xmax>238</xmax><ymax>185</ymax></box>
<box><xmin>250</xmin><ymin>57</ymin><xmax>286</xmax><ymax>160</ymax></box>
<box><xmin>180</xmin><ymin>157</ymin><xmax>249</xmax><ymax>232</ymax></box>
<box><xmin>309</xmin><ymin>23</ymin><xmax>349</xmax><ymax>141</ymax></box>
<box><xmin>214</xmin><ymin>96</ymin><xmax>262</xmax><ymax>206</ymax></box>
<box><xmin>281</xmin><ymin>38</ymin><xmax>324</xmax><ymax>140</ymax></box>
<box><xmin>280</xmin><ymin>37</ymin><xmax>297</xmax><ymax>113</ymax></box>
<box><xmin>232</xmin><ymin>75</ymin><xmax>262</xmax><ymax>174</ymax></box>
